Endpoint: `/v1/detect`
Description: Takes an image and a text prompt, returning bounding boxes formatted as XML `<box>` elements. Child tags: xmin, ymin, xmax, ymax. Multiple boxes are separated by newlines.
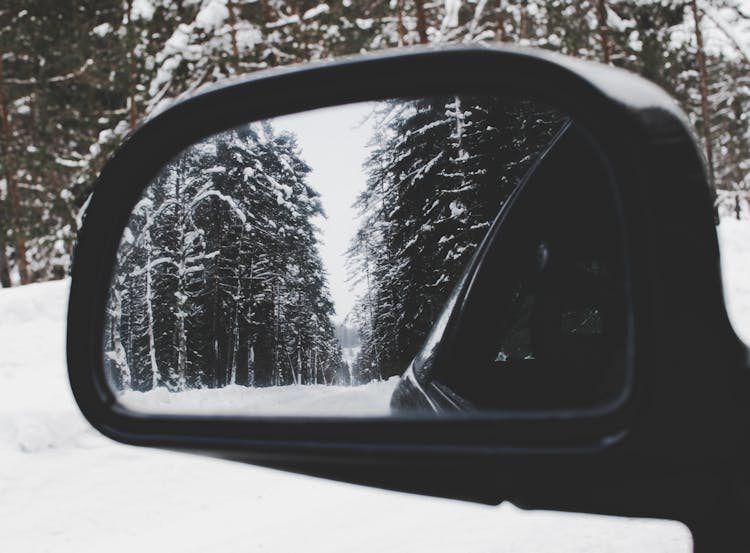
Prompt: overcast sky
<box><xmin>274</xmin><ymin>102</ymin><xmax>376</xmax><ymax>325</ymax></box>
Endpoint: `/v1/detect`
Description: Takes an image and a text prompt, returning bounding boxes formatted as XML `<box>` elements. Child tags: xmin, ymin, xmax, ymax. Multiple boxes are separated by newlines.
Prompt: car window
<box><xmin>435</xmin><ymin>124</ymin><xmax>628</xmax><ymax>411</ymax></box>
<box><xmin>494</xmin><ymin>252</ymin><xmax>612</xmax><ymax>363</ymax></box>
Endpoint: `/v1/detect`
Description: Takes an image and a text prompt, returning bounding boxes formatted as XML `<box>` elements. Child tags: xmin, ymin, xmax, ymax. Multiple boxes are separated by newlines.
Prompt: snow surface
<box><xmin>20</xmin><ymin>218</ymin><xmax>750</xmax><ymax>551</ymax></box>
<box><xmin>718</xmin><ymin>218</ymin><xmax>750</xmax><ymax>344</ymax></box>
<box><xmin>120</xmin><ymin>378</ymin><xmax>398</xmax><ymax>416</ymax></box>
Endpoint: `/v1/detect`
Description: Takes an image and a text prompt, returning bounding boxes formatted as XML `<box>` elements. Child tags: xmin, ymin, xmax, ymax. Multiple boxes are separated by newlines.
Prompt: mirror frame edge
<box><xmin>66</xmin><ymin>46</ymin><xmax>742</xmax><ymax>517</ymax></box>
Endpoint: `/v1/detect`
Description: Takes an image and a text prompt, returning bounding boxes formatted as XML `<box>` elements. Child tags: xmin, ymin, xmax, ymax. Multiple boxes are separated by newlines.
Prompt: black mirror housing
<box><xmin>67</xmin><ymin>46</ymin><xmax>748</xmax><ymax>528</ymax></box>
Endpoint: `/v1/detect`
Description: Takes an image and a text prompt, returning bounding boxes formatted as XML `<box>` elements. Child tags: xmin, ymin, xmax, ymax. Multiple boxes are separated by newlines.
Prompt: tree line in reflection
<box><xmin>104</xmin><ymin>96</ymin><xmax>562</xmax><ymax>392</ymax></box>
<box><xmin>348</xmin><ymin>96</ymin><xmax>562</xmax><ymax>381</ymax></box>
<box><xmin>104</xmin><ymin>123</ymin><xmax>346</xmax><ymax>391</ymax></box>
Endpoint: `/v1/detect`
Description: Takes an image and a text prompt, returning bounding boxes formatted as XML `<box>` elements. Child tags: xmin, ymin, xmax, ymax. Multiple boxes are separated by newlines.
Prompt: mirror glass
<box><xmin>104</xmin><ymin>95</ymin><xmax>629</xmax><ymax>416</ymax></box>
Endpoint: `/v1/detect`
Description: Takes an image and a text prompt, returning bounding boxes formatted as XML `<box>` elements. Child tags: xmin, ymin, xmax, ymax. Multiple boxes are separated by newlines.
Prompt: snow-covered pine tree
<box><xmin>7</xmin><ymin>0</ymin><xmax>750</xmax><ymax>287</ymax></box>
<box><xmin>105</xmin><ymin>120</ymin><xmax>342</xmax><ymax>392</ymax></box>
<box><xmin>349</xmin><ymin>95</ymin><xmax>563</xmax><ymax>381</ymax></box>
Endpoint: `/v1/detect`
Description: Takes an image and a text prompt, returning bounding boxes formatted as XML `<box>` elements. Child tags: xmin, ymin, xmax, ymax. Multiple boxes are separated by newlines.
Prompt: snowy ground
<box><xmin>718</xmin><ymin>218</ymin><xmax>750</xmax><ymax>344</ymax></box>
<box><xmin>121</xmin><ymin>377</ymin><xmax>398</xmax><ymax>416</ymax></box>
<box><xmin>11</xmin><ymin>217</ymin><xmax>750</xmax><ymax>552</ymax></box>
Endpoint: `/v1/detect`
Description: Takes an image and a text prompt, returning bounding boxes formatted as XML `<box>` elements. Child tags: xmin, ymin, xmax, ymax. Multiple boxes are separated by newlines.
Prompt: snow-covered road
<box><xmin>120</xmin><ymin>377</ymin><xmax>398</xmax><ymax>416</ymax></box>
<box><xmin>9</xmin><ymin>216</ymin><xmax>750</xmax><ymax>552</ymax></box>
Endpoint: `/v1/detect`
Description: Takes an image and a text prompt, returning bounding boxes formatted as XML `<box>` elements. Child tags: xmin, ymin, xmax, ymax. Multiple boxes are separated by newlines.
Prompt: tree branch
<box><xmin>5</xmin><ymin>58</ymin><xmax>94</xmax><ymax>86</ymax></box>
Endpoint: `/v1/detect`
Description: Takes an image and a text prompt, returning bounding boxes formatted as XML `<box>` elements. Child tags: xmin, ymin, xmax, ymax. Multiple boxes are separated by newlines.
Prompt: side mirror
<box><xmin>68</xmin><ymin>47</ymin><xmax>748</xmax><ymax>529</ymax></box>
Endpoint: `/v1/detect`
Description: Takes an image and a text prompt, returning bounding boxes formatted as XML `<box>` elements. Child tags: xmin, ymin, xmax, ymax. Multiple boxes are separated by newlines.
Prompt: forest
<box><xmin>104</xmin><ymin>94</ymin><xmax>561</xmax><ymax>392</ymax></box>
<box><xmin>348</xmin><ymin>96</ymin><xmax>562</xmax><ymax>381</ymax></box>
<box><xmin>2</xmin><ymin>1</ymin><xmax>750</xmax><ymax>287</ymax></box>
<box><xmin>104</xmin><ymin>122</ymin><xmax>347</xmax><ymax>391</ymax></box>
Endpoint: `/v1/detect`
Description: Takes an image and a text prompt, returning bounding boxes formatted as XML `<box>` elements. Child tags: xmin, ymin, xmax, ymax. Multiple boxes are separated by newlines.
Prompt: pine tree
<box><xmin>349</xmin><ymin>95</ymin><xmax>563</xmax><ymax>380</ymax></box>
<box><xmin>105</xmin><ymin>120</ymin><xmax>342</xmax><ymax>392</ymax></box>
<box><xmin>5</xmin><ymin>0</ymin><xmax>750</xmax><ymax>286</ymax></box>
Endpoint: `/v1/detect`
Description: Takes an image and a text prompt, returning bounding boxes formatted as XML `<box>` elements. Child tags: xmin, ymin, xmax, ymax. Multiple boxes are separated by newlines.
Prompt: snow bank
<box><xmin>718</xmin><ymin>218</ymin><xmax>750</xmax><ymax>344</ymax></box>
<box><xmin>120</xmin><ymin>378</ymin><xmax>398</xmax><ymax>416</ymax></box>
<box><xmin>0</xmin><ymin>277</ymin><xmax>68</xmax><ymax>325</ymax></box>
<box><xmin>0</xmin><ymin>279</ymin><xmax>99</xmax><ymax>453</ymax></box>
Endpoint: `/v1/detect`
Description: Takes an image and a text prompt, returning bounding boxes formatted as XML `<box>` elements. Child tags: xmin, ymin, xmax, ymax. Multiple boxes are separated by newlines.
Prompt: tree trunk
<box><xmin>145</xmin><ymin>214</ymin><xmax>159</xmax><ymax>390</ymax></box>
<box><xmin>248</xmin><ymin>345</ymin><xmax>255</xmax><ymax>387</ymax></box>
<box><xmin>415</xmin><ymin>0</ymin><xmax>428</xmax><ymax>44</ymax></box>
<box><xmin>362</xmin><ymin>237</ymin><xmax>381</xmax><ymax>379</ymax></box>
<box><xmin>496</xmin><ymin>0</ymin><xmax>508</xmax><ymax>42</ymax></box>
<box><xmin>246</xmin><ymin>257</ymin><xmax>255</xmax><ymax>386</ymax></box>
<box><xmin>227</xmin><ymin>0</ymin><xmax>241</xmax><ymax>73</ymax></box>
<box><xmin>690</xmin><ymin>0</ymin><xmax>719</xmax><ymax>222</ymax></box>
<box><xmin>0</xmin><ymin>57</ymin><xmax>30</xmax><ymax>285</ymax></box>
<box><xmin>274</xmin><ymin>279</ymin><xmax>281</xmax><ymax>386</ymax></box>
<box><xmin>518</xmin><ymin>0</ymin><xmax>527</xmax><ymax>40</ymax></box>
<box><xmin>174</xmin><ymin>178</ymin><xmax>188</xmax><ymax>390</ymax></box>
<box><xmin>0</xmin><ymin>223</ymin><xmax>11</xmax><ymax>287</ymax></box>
<box><xmin>736</xmin><ymin>193</ymin><xmax>742</xmax><ymax>220</ymax></box>
<box><xmin>296</xmin><ymin>335</ymin><xmax>302</xmax><ymax>385</ymax></box>
<box><xmin>396</xmin><ymin>0</ymin><xmax>407</xmax><ymax>45</ymax></box>
<box><xmin>125</xmin><ymin>0</ymin><xmax>138</xmax><ymax>130</ymax></box>
<box><xmin>111</xmin><ymin>285</ymin><xmax>131</xmax><ymax>389</ymax></box>
<box><xmin>595</xmin><ymin>0</ymin><xmax>611</xmax><ymax>64</ymax></box>
<box><xmin>229</xmin><ymin>229</ymin><xmax>246</xmax><ymax>385</ymax></box>
<box><xmin>259</xmin><ymin>0</ymin><xmax>271</xmax><ymax>22</ymax></box>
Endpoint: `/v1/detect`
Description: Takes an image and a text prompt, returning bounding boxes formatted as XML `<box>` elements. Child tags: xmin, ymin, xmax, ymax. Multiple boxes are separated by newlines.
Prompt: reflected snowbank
<box><xmin>119</xmin><ymin>376</ymin><xmax>400</xmax><ymax>417</ymax></box>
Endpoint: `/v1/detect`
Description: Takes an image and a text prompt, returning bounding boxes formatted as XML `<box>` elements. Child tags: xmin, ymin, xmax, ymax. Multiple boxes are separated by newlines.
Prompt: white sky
<box><xmin>273</xmin><ymin>102</ymin><xmax>376</xmax><ymax>325</ymax></box>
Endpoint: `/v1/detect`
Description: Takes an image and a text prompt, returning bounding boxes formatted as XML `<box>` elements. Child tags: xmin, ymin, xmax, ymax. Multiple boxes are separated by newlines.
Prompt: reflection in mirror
<box><xmin>717</xmin><ymin>202</ymin><xmax>750</xmax><ymax>346</ymax></box>
<box><xmin>397</xmin><ymin>122</ymin><xmax>629</xmax><ymax>413</ymax></box>
<box><xmin>103</xmin><ymin>95</ymin><xmax>624</xmax><ymax>417</ymax></box>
